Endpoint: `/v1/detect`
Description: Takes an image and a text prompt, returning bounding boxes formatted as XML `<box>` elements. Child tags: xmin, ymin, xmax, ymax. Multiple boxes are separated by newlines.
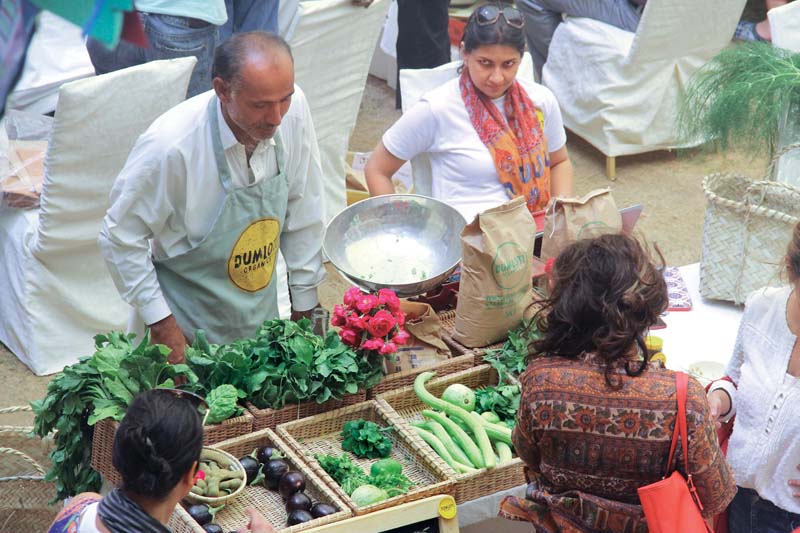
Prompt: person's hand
<box><xmin>790</xmin><ymin>465</ymin><xmax>800</xmax><ymax>499</ymax></box>
<box><xmin>707</xmin><ymin>388</ymin><xmax>731</xmax><ymax>429</ymax></box>
<box><xmin>148</xmin><ymin>315</ymin><xmax>188</xmax><ymax>365</ymax></box>
<box><xmin>237</xmin><ymin>507</ymin><xmax>275</xmax><ymax>533</ymax></box>
<box><xmin>352</xmin><ymin>0</ymin><xmax>374</xmax><ymax>6</ymax></box>
<box><xmin>290</xmin><ymin>304</ymin><xmax>321</xmax><ymax>322</ymax></box>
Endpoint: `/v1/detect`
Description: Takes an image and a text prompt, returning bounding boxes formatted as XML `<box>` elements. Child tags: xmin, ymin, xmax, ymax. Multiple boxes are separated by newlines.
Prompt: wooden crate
<box><xmin>247</xmin><ymin>391</ymin><xmax>367</xmax><ymax>432</ymax></box>
<box><xmin>376</xmin><ymin>365</ymin><xmax>525</xmax><ymax>503</ymax></box>
<box><xmin>367</xmin><ymin>353</ymin><xmax>477</xmax><ymax>399</ymax></box>
<box><xmin>91</xmin><ymin>409</ymin><xmax>254</xmax><ymax>486</ymax></box>
<box><xmin>168</xmin><ymin>428</ymin><xmax>352</xmax><ymax>532</ymax></box>
<box><xmin>276</xmin><ymin>400</ymin><xmax>454</xmax><ymax>515</ymax></box>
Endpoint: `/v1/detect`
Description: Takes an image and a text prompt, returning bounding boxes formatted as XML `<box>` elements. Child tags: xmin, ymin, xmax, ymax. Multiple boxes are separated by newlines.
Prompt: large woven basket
<box><xmin>0</xmin><ymin>406</ymin><xmax>60</xmax><ymax>532</ymax></box>
<box><xmin>193</xmin><ymin>428</ymin><xmax>352</xmax><ymax>532</ymax></box>
<box><xmin>367</xmin><ymin>352</ymin><xmax>477</xmax><ymax>399</ymax></box>
<box><xmin>276</xmin><ymin>400</ymin><xmax>454</xmax><ymax>515</ymax></box>
<box><xmin>247</xmin><ymin>391</ymin><xmax>367</xmax><ymax>432</ymax></box>
<box><xmin>700</xmin><ymin>172</ymin><xmax>800</xmax><ymax>303</ymax></box>
<box><xmin>376</xmin><ymin>365</ymin><xmax>525</xmax><ymax>503</ymax></box>
<box><xmin>91</xmin><ymin>409</ymin><xmax>254</xmax><ymax>486</ymax></box>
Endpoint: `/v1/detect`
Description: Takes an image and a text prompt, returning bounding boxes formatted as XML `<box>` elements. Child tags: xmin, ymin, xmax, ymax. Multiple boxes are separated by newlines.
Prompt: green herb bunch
<box><xmin>31</xmin><ymin>331</ymin><xmax>198</xmax><ymax>502</ymax></box>
<box><xmin>474</xmin><ymin>383</ymin><xmax>521</xmax><ymax>423</ymax></box>
<box><xmin>482</xmin><ymin>321</ymin><xmax>540</xmax><ymax>382</ymax></box>
<box><xmin>679</xmin><ymin>42</ymin><xmax>800</xmax><ymax>154</ymax></box>
<box><xmin>340</xmin><ymin>420</ymin><xmax>393</xmax><ymax>459</ymax></box>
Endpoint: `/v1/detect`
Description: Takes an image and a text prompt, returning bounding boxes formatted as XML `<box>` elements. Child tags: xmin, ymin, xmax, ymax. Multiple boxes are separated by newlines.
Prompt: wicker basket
<box><xmin>0</xmin><ymin>406</ymin><xmax>60</xmax><ymax>532</ymax></box>
<box><xmin>247</xmin><ymin>391</ymin><xmax>367</xmax><ymax>432</ymax></box>
<box><xmin>91</xmin><ymin>409</ymin><xmax>254</xmax><ymax>486</ymax></box>
<box><xmin>701</xmin><ymin>170</ymin><xmax>800</xmax><ymax>304</ymax></box>
<box><xmin>367</xmin><ymin>353</ymin><xmax>477</xmax><ymax>399</ymax></box>
<box><xmin>276</xmin><ymin>400</ymin><xmax>454</xmax><ymax>515</ymax></box>
<box><xmin>180</xmin><ymin>428</ymin><xmax>353</xmax><ymax>532</ymax></box>
<box><xmin>376</xmin><ymin>365</ymin><xmax>525</xmax><ymax>503</ymax></box>
<box><xmin>438</xmin><ymin>310</ymin><xmax>505</xmax><ymax>365</ymax></box>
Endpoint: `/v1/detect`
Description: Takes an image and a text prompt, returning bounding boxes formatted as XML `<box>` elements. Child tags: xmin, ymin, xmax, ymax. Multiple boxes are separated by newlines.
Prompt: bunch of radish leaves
<box><xmin>31</xmin><ymin>331</ymin><xmax>197</xmax><ymax>502</ymax></box>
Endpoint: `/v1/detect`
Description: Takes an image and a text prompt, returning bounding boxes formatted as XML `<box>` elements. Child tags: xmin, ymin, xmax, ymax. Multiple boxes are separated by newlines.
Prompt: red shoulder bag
<box><xmin>637</xmin><ymin>371</ymin><xmax>712</xmax><ymax>533</ymax></box>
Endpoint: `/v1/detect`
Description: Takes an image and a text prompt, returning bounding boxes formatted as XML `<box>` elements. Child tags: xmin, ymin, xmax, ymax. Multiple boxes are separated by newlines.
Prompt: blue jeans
<box><xmin>86</xmin><ymin>13</ymin><xmax>217</xmax><ymax>98</ymax></box>
<box><xmin>219</xmin><ymin>0</ymin><xmax>280</xmax><ymax>42</ymax></box>
<box><xmin>728</xmin><ymin>487</ymin><xmax>800</xmax><ymax>533</ymax></box>
<box><xmin>516</xmin><ymin>0</ymin><xmax>642</xmax><ymax>80</ymax></box>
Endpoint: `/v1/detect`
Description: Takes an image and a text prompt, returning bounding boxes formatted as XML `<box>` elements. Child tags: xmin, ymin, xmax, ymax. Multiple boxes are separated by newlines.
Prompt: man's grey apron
<box><xmin>153</xmin><ymin>95</ymin><xmax>288</xmax><ymax>343</ymax></box>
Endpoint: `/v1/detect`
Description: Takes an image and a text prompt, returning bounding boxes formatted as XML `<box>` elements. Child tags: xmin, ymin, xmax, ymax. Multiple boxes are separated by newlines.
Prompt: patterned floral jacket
<box><xmin>500</xmin><ymin>354</ymin><xmax>736</xmax><ymax>532</ymax></box>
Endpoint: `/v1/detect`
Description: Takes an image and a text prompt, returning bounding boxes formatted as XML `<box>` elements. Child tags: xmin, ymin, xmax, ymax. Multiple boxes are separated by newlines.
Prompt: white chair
<box><xmin>0</xmin><ymin>58</ymin><xmax>196</xmax><ymax>375</ymax></box>
<box><xmin>398</xmin><ymin>53</ymin><xmax>535</xmax><ymax>195</ymax></box>
<box><xmin>541</xmin><ymin>0</ymin><xmax>747</xmax><ymax>179</ymax></box>
<box><xmin>287</xmin><ymin>0</ymin><xmax>391</xmax><ymax>222</ymax></box>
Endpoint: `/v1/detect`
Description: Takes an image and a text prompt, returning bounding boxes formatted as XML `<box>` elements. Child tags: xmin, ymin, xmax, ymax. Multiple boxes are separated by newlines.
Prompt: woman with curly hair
<box><xmin>500</xmin><ymin>234</ymin><xmax>736</xmax><ymax>532</ymax></box>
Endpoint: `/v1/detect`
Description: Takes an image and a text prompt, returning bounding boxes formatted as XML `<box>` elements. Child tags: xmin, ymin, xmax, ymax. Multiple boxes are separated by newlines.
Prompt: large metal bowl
<box><xmin>323</xmin><ymin>194</ymin><xmax>467</xmax><ymax>297</ymax></box>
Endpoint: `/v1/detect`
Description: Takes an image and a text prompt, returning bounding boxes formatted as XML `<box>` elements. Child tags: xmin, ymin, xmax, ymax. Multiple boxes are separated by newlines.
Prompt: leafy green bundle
<box><xmin>340</xmin><ymin>420</ymin><xmax>393</xmax><ymax>459</ymax></box>
<box><xmin>31</xmin><ymin>332</ymin><xmax>198</xmax><ymax>502</ymax></box>
<box><xmin>474</xmin><ymin>383</ymin><xmax>521</xmax><ymax>424</ymax></box>
<box><xmin>315</xmin><ymin>454</ymin><xmax>412</xmax><ymax>497</ymax></box>
<box><xmin>679</xmin><ymin>42</ymin><xmax>800</xmax><ymax>154</ymax></box>
<box><xmin>482</xmin><ymin>321</ymin><xmax>539</xmax><ymax>382</ymax></box>
<box><xmin>187</xmin><ymin>319</ymin><xmax>384</xmax><ymax>410</ymax></box>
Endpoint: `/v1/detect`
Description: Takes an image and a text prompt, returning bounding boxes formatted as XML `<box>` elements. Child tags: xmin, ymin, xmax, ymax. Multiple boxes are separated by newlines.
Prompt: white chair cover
<box><xmin>541</xmin><ymin>0</ymin><xmax>747</xmax><ymax>157</ymax></box>
<box><xmin>0</xmin><ymin>58</ymin><xmax>196</xmax><ymax>375</ymax></box>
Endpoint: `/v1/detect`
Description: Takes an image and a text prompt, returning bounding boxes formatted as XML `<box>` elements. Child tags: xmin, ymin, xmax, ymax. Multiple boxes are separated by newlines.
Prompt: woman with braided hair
<box><xmin>48</xmin><ymin>389</ymin><xmax>273</xmax><ymax>533</ymax></box>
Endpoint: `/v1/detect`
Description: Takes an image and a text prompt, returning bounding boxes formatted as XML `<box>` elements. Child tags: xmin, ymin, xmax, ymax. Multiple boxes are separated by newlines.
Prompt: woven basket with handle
<box><xmin>0</xmin><ymin>405</ymin><xmax>60</xmax><ymax>533</ymax></box>
<box><xmin>700</xmin><ymin>144</ymin><xmax>800</xmax><ymax>303</ymax></box>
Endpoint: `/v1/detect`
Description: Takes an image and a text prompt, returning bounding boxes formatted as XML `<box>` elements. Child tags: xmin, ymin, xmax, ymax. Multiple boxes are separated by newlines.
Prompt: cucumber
<box><xmin>452</xmin><ymin>460</ymin><xmax>479</xmax><ymax>474</ymax></box>
<box><xmin>422</xmin><ymin>410</ymin><xmax>483</xmax><ymax>469</ymax></box>
<box><xmin>495</xmin><ymin>441</ymin><xmax>513</xmax><ymax>463</ymax></box>
<box><xmin>469</xmin><ymin>411</ymin><xmax>513</xmax><ymax>444</ymax></box>
<box><xmin>415</xmin><ymin>372</ymin><xmax>496</xmax><ymax>469</ymax></box>
<box><xmin>426</xmin><ymin>420</ymin><xmax>473</xmax><ymax>467</ymax></box>
<box><xmin>414</xmin><ymin>427</ymin><xmax>460</xmax><ymax>473</ymax></box>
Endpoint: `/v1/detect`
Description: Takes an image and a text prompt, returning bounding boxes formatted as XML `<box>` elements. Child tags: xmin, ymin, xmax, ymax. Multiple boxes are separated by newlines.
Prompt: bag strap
<box><xmin>668</xmin><ymin>372</ymin><xmax>709</xmax><ymax>516</ymax></box>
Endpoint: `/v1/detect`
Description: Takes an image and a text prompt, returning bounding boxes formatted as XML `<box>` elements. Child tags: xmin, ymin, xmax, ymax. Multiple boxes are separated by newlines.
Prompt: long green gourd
<box><xmin>426</xmin><ymin>420</ymin><xmax>473</xmax><ymax>467</ymax></box>
<box><xmin>414</xmin><ymin>427</ymin><xmax>460</xmax><ymax>473</ymax></box>
<box><xmin>469</xmin><ymin>411</ymin><xmax>513</xmax><ymax>444</ymax></box>
<box><xmin>414</xmin><ymin>372</ymin><xmax>496</xmax><ymax>469</ymax></box>
<box><xmin>422</xmin><ymin>410</ymin><xmax>483</xmax><ymax>469</ymax></box>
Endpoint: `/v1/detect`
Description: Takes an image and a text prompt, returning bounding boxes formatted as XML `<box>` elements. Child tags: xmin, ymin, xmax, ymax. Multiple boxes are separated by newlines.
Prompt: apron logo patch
<box><xmin>228</xmin><ymin>218</ymin><xmax>280</xmax><ymax>292</ymax></box>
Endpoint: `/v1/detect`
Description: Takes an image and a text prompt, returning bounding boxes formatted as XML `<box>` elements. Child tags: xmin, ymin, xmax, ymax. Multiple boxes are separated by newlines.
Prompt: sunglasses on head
<box><xmin>476</xmin><ymin>5</ymin><xmax>525</xmax><ymax>29</ymax></box>
<box><xmin>157</xmin><ymin>388</ymin><xmax>210</xmax><ymax>426</ymax></box>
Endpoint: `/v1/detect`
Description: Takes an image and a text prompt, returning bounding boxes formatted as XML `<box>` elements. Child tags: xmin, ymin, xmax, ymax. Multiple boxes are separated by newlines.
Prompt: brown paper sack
<box><xmin>453</xmin><ymin>197</ymin><xmax>536</xmax><ymax>347</ymax></box>
<box><xmin>383</xmin><ymin>301</ymin><xmax>451</xmax><ymax>374</ymax></box>
<box><xmin>540</xmin><ymin>188</ymin><xmax>622</xmax><ymax>261</ymax></box>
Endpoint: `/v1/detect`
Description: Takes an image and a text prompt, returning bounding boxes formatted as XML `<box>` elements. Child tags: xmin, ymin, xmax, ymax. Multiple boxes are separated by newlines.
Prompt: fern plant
<box><xmin>679</xmin><ymin>42</ymin><xmax>800</xmax><ymax>154</ymax></box>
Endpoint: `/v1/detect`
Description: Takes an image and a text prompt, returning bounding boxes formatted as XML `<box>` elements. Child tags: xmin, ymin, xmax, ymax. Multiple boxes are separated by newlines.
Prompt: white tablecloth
<box><xmin>658</xmin><ymin>263</ymin><xmax>743</xmax><ymax>374</ymax></box>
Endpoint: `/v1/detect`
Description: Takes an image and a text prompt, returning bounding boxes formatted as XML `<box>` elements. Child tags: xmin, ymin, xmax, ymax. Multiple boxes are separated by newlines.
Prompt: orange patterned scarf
<box><xmin>460</xmin><ymin>68</ymin><xmax>550</xmax><ymax>214</ymax></box>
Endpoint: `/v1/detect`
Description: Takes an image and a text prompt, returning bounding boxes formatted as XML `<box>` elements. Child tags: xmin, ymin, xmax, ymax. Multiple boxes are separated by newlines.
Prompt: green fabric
<box><xmin>29</xmin><ymin>0</ymin><xmax>132</xmax><ymax>47</ymax></box>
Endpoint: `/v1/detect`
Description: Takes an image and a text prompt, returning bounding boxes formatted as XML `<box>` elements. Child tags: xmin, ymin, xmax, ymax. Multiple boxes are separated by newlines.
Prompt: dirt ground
<box><xmin>0</xmin><ymin>53</ymin><xmax>771</xmax><ymax>424</ymax></box>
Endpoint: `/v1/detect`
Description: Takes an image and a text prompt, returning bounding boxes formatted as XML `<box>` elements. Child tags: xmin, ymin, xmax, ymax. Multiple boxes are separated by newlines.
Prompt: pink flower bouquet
<box><xmin>332</xmin><ymin>287</ymin><xmax>409</xmax><ymax>357</ymax></box>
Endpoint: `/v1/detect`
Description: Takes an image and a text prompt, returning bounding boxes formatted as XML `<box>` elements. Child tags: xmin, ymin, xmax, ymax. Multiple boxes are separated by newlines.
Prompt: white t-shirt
<box><xmin>382</xmin><ymin>77</ymin><xmax>567</xmax><ymax>223</ymax></box>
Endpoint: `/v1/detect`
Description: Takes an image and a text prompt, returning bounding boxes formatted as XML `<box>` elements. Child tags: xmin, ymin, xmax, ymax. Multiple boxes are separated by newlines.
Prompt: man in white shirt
<box><xmin>99</xmin><ymin>32</ymin><xmax>326</xmax><ymax>363</ymax></box>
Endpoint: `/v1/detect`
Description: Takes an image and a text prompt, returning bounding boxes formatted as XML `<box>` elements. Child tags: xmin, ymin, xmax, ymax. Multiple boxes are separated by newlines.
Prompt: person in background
<box><xmin>365</xmin><ymin>3</ymin><xmax>573</xmax><ymax>224</ymax></box>
<box><xmin>501</xmin><ymin>234</ymin><xmax>736</xmax><ymax>531</ymax></box>
<box><xmin>707</xmin><ymin>220</ymin><xmax>800</xmax><ymax>533</ymax></box>
<box><xmin>99</xmin><ymin>32</ymin><xmax>326</xmax><ymax>364</ymax></box>
<box><xmin>515</xmin><ymin>0</ymin><xmax>646</xmax><ymax>80</ymax></box>
<box><xmin>48</xmin><ymin>389</ymin><xmax>274</xmax><ymax>533</ymax></box>
<box><xmin>395</xmin><ymin>0</ymin><xmax>452</xmax><ymax>109</ymax></box>
<box><xmin>734</xmin><ymin>0</ymin><xmax>790</xmax><ymax>41</ymax></box>
<box><xmin>220</xmin><ymin>0</ymin><xmax>280</xmax><ymax>41</ymax></box>
<box><xmin>86</xmin><ymin>1</ymin><xmax>227</xmax><ymax>98</ymax></box>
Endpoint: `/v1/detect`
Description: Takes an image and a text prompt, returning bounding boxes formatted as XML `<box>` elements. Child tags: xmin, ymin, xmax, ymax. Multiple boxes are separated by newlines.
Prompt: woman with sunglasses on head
<box><xmin>365</xmin><ymin>3</ymin><xmax>573</xmax><ymax>224</ymax></box>
<box><xmin>48</xmin><ymin>389</ymin><xmax>274</xmax><ymax>533</ymax></box>
<box><xmin>499</xmin><ymin>234</ymin><xmax>735</xmax><ymax>531</ymax></box>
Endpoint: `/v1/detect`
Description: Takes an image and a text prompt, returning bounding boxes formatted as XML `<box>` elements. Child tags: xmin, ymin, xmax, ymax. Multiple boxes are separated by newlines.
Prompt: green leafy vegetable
<box><xmin>474</xmin><ymin>384</ymin><xmax>521</xmax><ymax>424</ymax></box>
<box><xmin>31</xmin><ymin>331</ymin><xmax>198</xmax><ymax>502</ymax></box>
<box><xmin>341</xmin><ymin>420</ymin><xmax>393</xmax><ymax>459</ymax></box>
<box><xmin>315</xmin><ymin>453</ymin><xmax>412</xmax><ymax>498</ymax></box>
<box><xmin>482</xmin><ymin>322</ymin><xmax>539</xmax><ymax>382</ymax></box>
<box><xmin>205</xmin><ymin>384</ymin><xmax>242</xmax><ymax>424</ymax></box>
